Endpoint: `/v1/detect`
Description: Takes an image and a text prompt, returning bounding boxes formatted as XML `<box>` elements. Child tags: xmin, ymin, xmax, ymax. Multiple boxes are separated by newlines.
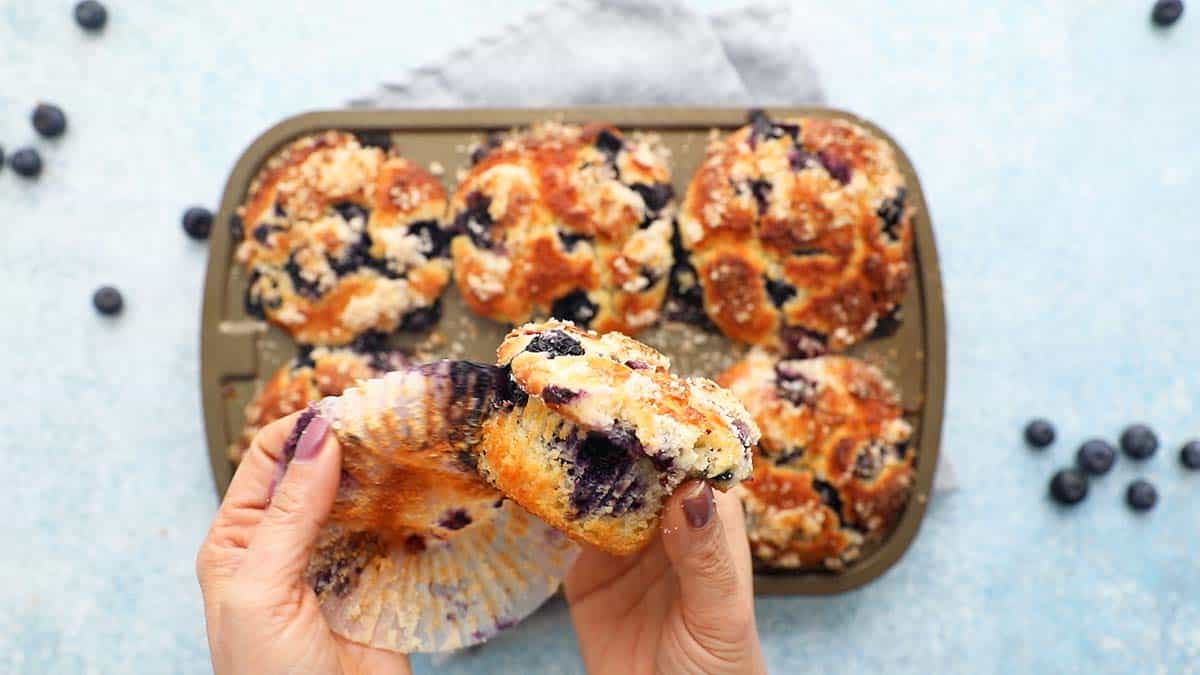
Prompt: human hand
<box><xmin>564</xmin><ymin>481</ymin><xmax>766</xmax><ymax>675</ymax></box>
<box><xmin>195</xmin><ymin>411</ymin><xmax>411</xmax><ymax>675</ymax></box>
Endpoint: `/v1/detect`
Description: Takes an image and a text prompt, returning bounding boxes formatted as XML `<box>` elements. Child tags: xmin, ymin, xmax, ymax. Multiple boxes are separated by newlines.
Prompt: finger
<box><xmin>240</xmin><ymin>412</ymin><xmax>342</xmax><ymax>586</ymax></box>
<box><xmin>660</xmin><ymin>481</ymin><xmax>755</xmax><ymax>639</ymax></box>
<box><xmin>197</xmin><ymin>413</ymin><xmax>305</xmax><ymax>592</ymax></box>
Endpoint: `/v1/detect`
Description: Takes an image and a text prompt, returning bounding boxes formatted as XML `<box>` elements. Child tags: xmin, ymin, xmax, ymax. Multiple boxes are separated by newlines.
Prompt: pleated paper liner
<box><xmin>287</xmin><ymin>361</ymin><xmax>577</xmax><ymax>652</ymax></box>
<box><xmin>203</xmin><ymin>107</ymin><xmax>946</xmax><ymax>596</ymax></box>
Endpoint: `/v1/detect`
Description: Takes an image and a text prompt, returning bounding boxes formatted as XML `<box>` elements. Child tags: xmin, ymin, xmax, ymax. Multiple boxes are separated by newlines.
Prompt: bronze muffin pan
<box><xmin>200</xmin><ymin>107</ymin><xmax>946</xmax><ymax>595</ymax></box>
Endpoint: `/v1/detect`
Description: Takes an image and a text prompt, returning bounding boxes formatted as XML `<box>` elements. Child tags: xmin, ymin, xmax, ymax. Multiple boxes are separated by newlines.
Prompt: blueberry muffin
<box><xmin>676</xmin><ymin>110</ymin><xmax>914</xmax><ymax>355</ymax></box>
<box><xmin>450</xmin><ymin>123</ymin><xmax>675</xmax><ymax>336</ymax></box>
<box><xmin>718</xmin><ymin>350</ymin><xmax>914</xmax><ymax>569</ymax></box>
<box><xmin>473</xmin><ymin>321</ymin><xmax>759</xmax><ymax>555</ymax></box>
<box><xmin>287</xmin><ymin>361</ymin><xmax>576</xmax><ymax>652</ymax></box>
<box><xmin>229</xmin><ymin>345</ymin><xmax>407</xmax><ymax>463</ymax></box>
<box><xmin>236</xmin><ymin>131</ymin><xmax>453</xmax><ymax>346</ymax></box>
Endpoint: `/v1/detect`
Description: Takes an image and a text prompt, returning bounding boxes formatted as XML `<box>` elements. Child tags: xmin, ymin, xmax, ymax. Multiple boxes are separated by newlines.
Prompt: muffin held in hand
<box><xmin>236</xmin><ymin>131</ymin><xmax>453</xmax><ymax>346</ymax></box>
<box><xmin>228</xmin><ymin>345</ymin><xmax>407</xmax><ymax>463</ymax></box>
<box><xmin>676</xmin><ymin>110</ymin><xmax>914</xmax><ymax>355</ymax></box>
<box><xmin>718</xmin><ymin>350</ymin><xmax>914</xmax><ymax>570</ymax></box>
<box><xmin>450</xmin><ymin>123</ymin><xmax>676</xmax><ymax>335</ymax></box>
<box><xmin>474</xmin><ymin>320</ymin><xmax>759</xmax><ymax>555</ymax></box>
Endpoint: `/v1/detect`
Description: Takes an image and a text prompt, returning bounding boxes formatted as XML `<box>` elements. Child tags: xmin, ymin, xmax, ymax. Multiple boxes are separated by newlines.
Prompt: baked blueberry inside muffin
<box><xmin>473</xmin><ymin>321</ymin><xmax>759</xmax><ymax>555</ymax></box>
<box><xmin>676</xmin><ymin>110</ymin><xmax>914</xmax><ymax>355</ymax></box>
<box><xmin>236</xmin><ymin>131</ymin><xmax>453</xmax><ymax>346</ymax></box>
<box><xmin>450</xmin><ymin>123</ymin><xmax>676</xmax><ymax>336</ymax></box>
<box><xmin>719</xmin><ymin>350</ymin><xmax>914</xmax><ymax>569</ymax></box>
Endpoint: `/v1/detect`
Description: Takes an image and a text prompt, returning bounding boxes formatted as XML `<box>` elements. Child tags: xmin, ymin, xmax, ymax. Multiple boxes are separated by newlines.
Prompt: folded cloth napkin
<box><xmin>353</xmin><ymin>0</ymin><xmax>957</xmax><ymax>495</ymax></box>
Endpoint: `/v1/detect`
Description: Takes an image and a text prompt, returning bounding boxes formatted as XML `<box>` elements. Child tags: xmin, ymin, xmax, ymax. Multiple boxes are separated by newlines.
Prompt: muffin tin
<box><xmin>200</xmin><ymin>107</ymin><xmax>946</xmax><ymax>595</ymax></box>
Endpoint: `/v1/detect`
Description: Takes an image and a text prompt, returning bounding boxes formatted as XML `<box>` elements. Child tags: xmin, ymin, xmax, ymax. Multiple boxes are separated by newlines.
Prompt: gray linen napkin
<box><xmin>353</xmin><ymin>0</ymin><xmax>957</xmax><ymax>494</ymax></box>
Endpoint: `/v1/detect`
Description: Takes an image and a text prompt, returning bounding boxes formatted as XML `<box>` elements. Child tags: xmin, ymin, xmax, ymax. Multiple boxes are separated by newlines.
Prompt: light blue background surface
<box><xmin>2</xmin><ymin>1</ymin><xmax>1198</xmax><ymax>673</ymax></box>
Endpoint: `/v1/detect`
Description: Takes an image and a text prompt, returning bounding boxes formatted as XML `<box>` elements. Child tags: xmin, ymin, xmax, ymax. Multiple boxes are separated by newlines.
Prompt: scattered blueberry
<box><xmin>74</xmin><ymin>1</ymin><xmax>108</xmax><ymax>31</ymax></box>
<box><xmin>1024</xmin><ymin>419</ymin><xmax>1056</xmax><ymax>448</ymax></box>
<box><xmin>1152</xmin><ymin>0</ymin><xmax>1184</xmax><ymax>27</ymax></box>
<box><xmin>1076</xmin><ymin>439</ymin><xmax>1116</xmax><ymax>475</ymax></box>
<box><xmin>181</xmin><ymin>207</ymin><xmax>214</xmax><ymax>240</ymax></box>
<box><xmin>1049</xmin><ymin>468</ymin><xmax>1089</xmax><ymax>505</ymax></box>
<box><xmin>1125</xmin><ymin>479</ymin><xmax>1158</xmax><ymax>511</ymax></box>
<box><xmin>10</xmin><ymin>148</ymin><xmax>43</xmax><ymax>178</ymax></box>
<box><xmin>1120</xmin><ymin>424</ymin><xmax>1158</xmax><ymax>460</ymax></box>
<box><xmin>0</xmin><ymin>145</ymin><xmax>5</xmax><ymax>171</ymax></box>
<box><xmin>32</xmin><ymin>104</ymin><xmax>67</xmax><ymax>138</ymax></box>
<box><xmin>1180</xmin><ymin>440</ymin><xmax>1200</xmax><ymax>470</ymax></box>
<box><xmin>92</xmin><ymin>285</ymin><xmax>123</xmax><ymax>315</ymax></box>
<box><xmin>630</xmin><ymin>182</ymin><xmax>674</xmax><ymax>215</ymax></box>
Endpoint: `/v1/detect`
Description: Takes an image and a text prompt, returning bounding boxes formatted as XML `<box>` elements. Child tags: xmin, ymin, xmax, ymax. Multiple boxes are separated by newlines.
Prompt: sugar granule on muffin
<box><xmin>719</xmin><ymin>350</ymin><xmax>913</xmax><ymax>570</ymax></box>
<box><xmin>450</xmin><ymin>123</ymin><xmax>676</xmax><ymax>335</ymax></box>
<box><xmin>473</xmin><ymin>320</ymin><xmax>759</xmax><ymax>555</ymax></box>
<box><xmin>236</xmin><ymin>131</ymin><xmax>453</xmax><ymax>346</ymax></box>
<box><xmin>675</xmin><ymin>110</ymin><xmax>914</xmax><ymax>355</ymax></box>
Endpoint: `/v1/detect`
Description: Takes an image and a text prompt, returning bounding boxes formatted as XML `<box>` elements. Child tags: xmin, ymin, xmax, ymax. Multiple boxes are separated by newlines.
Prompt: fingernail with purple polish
<box><xmin>682</xmin><ymin>482</ymin><xmax>714</xmax><ymax>529</ymax></box>
<box><xmin>294</xmin><ymin>415</ymin><xmax>330</xmax><ymax>462</ymax></box>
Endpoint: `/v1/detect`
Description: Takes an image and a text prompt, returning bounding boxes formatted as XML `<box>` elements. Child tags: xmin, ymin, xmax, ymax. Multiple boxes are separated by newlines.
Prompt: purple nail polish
<box><xmin>293</xmin><ymin>414</ymin><xmax>330</xmax><ymax>462</ymax></box>
<box><xmin>682</xmin><ymin>482</ymin><xmax>714</xmax><ymax>529</ymax></box>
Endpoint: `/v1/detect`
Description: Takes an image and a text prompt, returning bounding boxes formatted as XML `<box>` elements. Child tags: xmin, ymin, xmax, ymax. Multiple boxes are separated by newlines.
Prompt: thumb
<box><xmin>661</xmin><ymin>480</ymin><xmax>754</xmax><ymax>639</ymax></box>
<box><xmin>241</xmin><ymin>412</ymin><xmax>341</xmax><ymax>586</ymax></box>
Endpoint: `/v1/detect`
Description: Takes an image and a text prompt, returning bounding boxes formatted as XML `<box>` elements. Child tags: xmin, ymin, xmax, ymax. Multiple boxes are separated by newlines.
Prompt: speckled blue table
<box><xmin>3</xmin><ymin>1</ymin><xmax>1198</xmax><ymax>673</ymax></box>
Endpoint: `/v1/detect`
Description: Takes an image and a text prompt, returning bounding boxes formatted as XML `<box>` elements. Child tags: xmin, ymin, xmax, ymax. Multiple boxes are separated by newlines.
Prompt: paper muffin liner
<box><xmin>279</xmin><ymin>360</ymin><xmax>578</xmax><ymax>653</ymax></box>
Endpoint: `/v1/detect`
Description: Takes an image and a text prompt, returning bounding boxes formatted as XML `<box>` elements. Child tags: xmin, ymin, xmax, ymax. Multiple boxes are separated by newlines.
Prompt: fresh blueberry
<box><xmin>1180</xmin><ymin>440</ymin><xmax>1200</xmax><ymax>470</ymax></box>
<box><xmin>878</xmin><ymin>188</ymin><xmax>907</xmax><ymax>241</ymax></box>
<box><xmin>1152</xmin><ymin>0</ymin><xmax>1184</xmax><ymax>27</ymax></box>
<box><xmin>1049</xmin><ymin>468</ymin><xmax>1089</xmax><ymax>505</ymax></box>
<box><xmin>92</xmin><ymin>285</ymin><xmax>123</xmax><ymax>316</ymax></box>
<box><xmin>1024</xmin><ymin>419</ymin><xmax>1056</xmax><ymax>448</ymax></box>
<box><xmin>251</xmin><ymin>224</ymin><xmax>271</xmax><ymax>244</ymax></box>
<box><xmin>764</xmin><ymin>276</ymin><xmax>797</xmax><ymax>308</ymax></box>
<box><xmin>631</xmin><ymin>182</ymin><xmax>674</xmax><ymax>214</ymax></box>
<box><xmin>594</xmin><ymin>129</ymin><xmax>623</xmax><ymax>158</ymax></box>
<box><xmin>181</xmin><ymin>207</ymin><xmax>214</xmax><ymax>240</ymax></box>
<box><xmin>524</xmin><ymin>329</ymin><xmax>585</xmax><ymax>357</ymax></box>
<box><xmin>1076</xmin><ymin>439</ymin><xmax>1116</xmax><ymax>475</ymax></box>
<box><xmin>549</xmin><ymin>289</ymin><xmax>598</xmax><ymax>327</ymax></box>
<box><xmin>1120</xmin><ymin>424</ymin><xmax>1158</xmax><ymax>460</ymax></box>
<box><xmin>774</xmin><ymin>362</ymin><xmax>818</xmax><ymax>406</ymax></box>
<box><xmin>10</xmin><ymin>148</ymin><xmax>43</xmax><ymax>178</ymax></box>
<box><xmin>32</xmin><ymin>104</ymin><xmax>67</xmax><ymax>138</ymax></box>
<box><xmin>74</xmin><ymin>1</ymin><xmax>107</xmax><ymax>31</ymax></box>
<box><xmin>0</xmin><ymin>145</ymin><xmax>5</xmax><ymax>170</ymax></box>
<box><xmin>811</xmin><ymin>478</ymin><xmax>844</xmax><ymax>520</ymax></box>
<box><xmin>1125</xmin><ymin>479</ymin><xmax>1158</xmax><ymax>511</ymax></box>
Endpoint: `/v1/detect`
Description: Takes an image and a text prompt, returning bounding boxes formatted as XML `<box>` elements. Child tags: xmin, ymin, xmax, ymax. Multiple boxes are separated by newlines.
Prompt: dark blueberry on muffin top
<box><xmin>549</xmin><ymin>289</ymin><xmax>598</xmax><ymax>327</ymax></box>
<box><xmin>524</xmin><ymin>330</ymin><xmax>585</xmax><ymax>358</ymax></box>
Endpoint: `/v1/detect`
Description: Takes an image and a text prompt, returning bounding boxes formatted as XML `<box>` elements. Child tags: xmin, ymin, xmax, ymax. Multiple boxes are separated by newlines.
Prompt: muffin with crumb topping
<box><xmin>676</xmin><ymin>110</ymin><xmax>913</xmax><ymax>356</ymax></box>
<box><xmin>718</xmin><ymin>350</ymin><xmax>913</xmax><ymax>570</ymax></box>
<box><xmin>474</xmin><ymin>321</ymin><xmax>758</xmax><ymax>555</ymax></box>
<box><xmin>235</xmin><ymin>131</ymin><xmax>453</xmax><ymax>346</ymax></box>
<box><xmin>450</xmin><ymin>123</ymin><xmax>675</xmax><ymax>336</ymax></box>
